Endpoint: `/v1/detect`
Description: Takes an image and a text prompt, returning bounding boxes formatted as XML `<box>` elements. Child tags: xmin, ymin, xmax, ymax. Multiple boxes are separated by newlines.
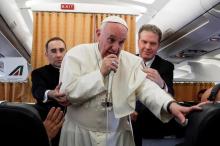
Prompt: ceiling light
<box><xmin>178</xmin><ymin>65</ymin><xmax>191</xmax><ymax>72</ymax></box>
<box><xmin>197</xmin><ymin>59</ymin><xmax>220</xmax><ymax>67</ymax></box>
<box><xmin>209</xmin><ymin>36</ymin><xmax>220</xmax><ymax>42</ymax></box>
<box><xmin>26</xmin><ymin>1</ymin><xmax>145</xmax><ymax>15</ymax></box>
<box><xmin>131</xmin><ymin>0</ymin><xmax>155</xmax><ymax>4</ymax></box>
<box><xmin>174</xmin><ymin>69</ymin><xmax>190</xmax><ymax>78</ymax></box>
<box><xmin>214</xmin><ymin>54</ymin><xmax>220</xmax><ymax>59</ymax></box>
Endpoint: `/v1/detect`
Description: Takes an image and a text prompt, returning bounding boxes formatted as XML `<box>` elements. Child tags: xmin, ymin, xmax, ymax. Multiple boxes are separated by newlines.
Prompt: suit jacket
<box><xmin>31</xmin><ymin>64</ymin><xmax>64</xmax><ymax>120</ymax></box>
<box><xmin>133</xmin><ymin>55</ymin><xmax>183</xmax><ymax>146</ymax></box>
<box><xmin>136</xmin><ymin>55</ymin><xmax>174</xmax><ymax>113</ymax></box>
<box><xmin>151</xmin><ymin>55</ymin><xmax>174</xmax><ymax>96</ymax></box>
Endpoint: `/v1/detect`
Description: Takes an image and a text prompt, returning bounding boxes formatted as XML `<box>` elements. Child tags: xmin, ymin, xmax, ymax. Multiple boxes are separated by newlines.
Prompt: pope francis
<box><xmin>59</xmin><ymin>16</ymin><xmax>203</xmax><ymax>146</ymax></box>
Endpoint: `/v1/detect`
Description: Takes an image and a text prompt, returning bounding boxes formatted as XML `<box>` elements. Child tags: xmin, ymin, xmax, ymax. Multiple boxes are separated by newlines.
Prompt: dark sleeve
<box><xmin>31</xmin><ymin>70</ymin><xmax>47</xmax><ymax>102</ymax></box>
<box><xmin>135</xmin><ymin>100</ymin><xmax>146</xmax><ymax>113</ymax></box>
<box><xmin>161</xmin><ymin>62</ymin><xmax>174</xmax><ymax>96</ymax></box>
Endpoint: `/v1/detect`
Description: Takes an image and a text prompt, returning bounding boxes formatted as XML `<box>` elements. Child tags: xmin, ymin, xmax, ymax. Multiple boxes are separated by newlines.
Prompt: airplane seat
<box><xmin>140</xmin><ymin>101</ymin><xmax>195</xmax><ymax>146</ymax></box>
<box><xmin>0</xmin><ymin>102</ymin><xmax>50</xmax><ymax>146</ymax></box>
<box><xmin>182</xmin><ymin>103</ymin><xmax>220</xmax><ymax>146</ymax></box>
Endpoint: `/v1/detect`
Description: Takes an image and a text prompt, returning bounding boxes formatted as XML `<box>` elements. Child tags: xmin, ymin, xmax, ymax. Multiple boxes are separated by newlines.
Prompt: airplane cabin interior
<box><xmin>1</xmin><ymin>0</ymin><xmax>220</xmax><ymax>146</ymax></box>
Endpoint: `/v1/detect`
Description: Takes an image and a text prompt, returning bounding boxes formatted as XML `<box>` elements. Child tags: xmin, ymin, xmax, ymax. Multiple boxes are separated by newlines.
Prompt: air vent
<box><xmin>170</xmin><ymin>49</ymin><xmax>208</xmax><ymax>58</ymax></box>
<box><xmin>209</xmin><ymin>3</ymin><xmax>220</xmax><ymax>18</ymax></box>
<box><xmin>209</xmin><ymin>35</ymin><xmax>220</xmax><ymax>42</ymax></box>
<box><xmin>0</xmin><ymin>60</ymin><xmax>3</xmax><ymax>72</ymax></box>
<box><xmin>0</xmin><ymin>53</ymin><xmax>5</xmax><ymax>57</ymax></box>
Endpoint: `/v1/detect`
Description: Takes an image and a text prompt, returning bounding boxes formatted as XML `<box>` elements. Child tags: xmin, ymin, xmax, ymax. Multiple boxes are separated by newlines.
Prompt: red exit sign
<box><xmin>61</xmin><ymin>4</ymin><xmax>74</xmax><ymax>10</ymax></box>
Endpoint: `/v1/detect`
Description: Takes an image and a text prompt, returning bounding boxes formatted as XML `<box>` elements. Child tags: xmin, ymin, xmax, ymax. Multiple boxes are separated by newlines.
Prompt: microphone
<box><xmin>102</xmin><ymin>70</ymin><xmax>114</xmax><ymax>108</ymax></box>
<box><xmin>107</xmin><ymin>71</ymin><xmax>114</xmax><ymax>107</ymax></box>
<box><xmin>108</xmin><ymin>71</ymin><xmax>114</xmax><ymax>97</ymax></box>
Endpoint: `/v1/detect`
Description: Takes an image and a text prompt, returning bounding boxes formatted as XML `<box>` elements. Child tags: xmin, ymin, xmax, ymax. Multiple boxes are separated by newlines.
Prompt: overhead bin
<box><xmin>148</xmin><ymin>0</ymin><xmax>220</xmax><ymax>82</ymax></box>
<box><xmin>149</xmin><ymin>0</ymin><xmax>220</xmax><ymax>41</ymax></box>
<box><xmin>0</xmin><ymin>0</ymin><xmax>32</xmax><ymax>56</ymax></box>
<box><xmin>155</xmin><ymin>1</ymin><xmax>220</xmax><ymax>64</ymax></box>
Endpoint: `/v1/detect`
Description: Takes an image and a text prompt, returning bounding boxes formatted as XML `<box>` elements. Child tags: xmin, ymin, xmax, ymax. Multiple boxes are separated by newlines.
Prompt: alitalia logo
<box><xmin>9</xmin><ymin>65</ymin><xmax>24</xmax><ymax>76</ymax></box>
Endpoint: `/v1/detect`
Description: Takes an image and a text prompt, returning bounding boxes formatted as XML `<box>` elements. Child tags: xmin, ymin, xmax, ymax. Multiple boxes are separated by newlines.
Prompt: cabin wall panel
<box><xmin>173</xmin><ymin>82</ymin><xmax>214</xmax><ymax>101</ymax></box>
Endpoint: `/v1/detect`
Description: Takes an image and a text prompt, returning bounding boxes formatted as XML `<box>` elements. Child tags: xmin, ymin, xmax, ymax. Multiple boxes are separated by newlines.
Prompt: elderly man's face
<box><xmin>96</xmin><ymin>23</ymin><xmax>128</xmax><ymax>58</ymax></box>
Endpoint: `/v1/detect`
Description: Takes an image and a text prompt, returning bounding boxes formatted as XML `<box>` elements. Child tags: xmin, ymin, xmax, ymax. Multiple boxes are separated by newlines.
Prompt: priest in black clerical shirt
<box><xmin>31</xmin><ymin>37</ymin><xmax>69</xmax><ymax>146</ymax></box>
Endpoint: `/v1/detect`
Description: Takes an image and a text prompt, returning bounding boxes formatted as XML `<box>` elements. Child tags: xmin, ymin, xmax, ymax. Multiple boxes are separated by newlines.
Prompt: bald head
<box><xmin>201</xmin><ymin>87</ymin><xmax>220</xmax><ymax>102</ymax></box>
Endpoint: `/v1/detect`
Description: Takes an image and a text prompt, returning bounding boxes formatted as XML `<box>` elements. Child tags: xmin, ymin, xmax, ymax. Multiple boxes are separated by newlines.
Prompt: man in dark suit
<box><xmin>31</xmin><ymin>37</ymin><xmax>69</xmax><ymax>146</ymax></box>
<box><xmin>132</xmin><ymin>24</ymin><xmax>181</xmax><ymax>146</ymax></box>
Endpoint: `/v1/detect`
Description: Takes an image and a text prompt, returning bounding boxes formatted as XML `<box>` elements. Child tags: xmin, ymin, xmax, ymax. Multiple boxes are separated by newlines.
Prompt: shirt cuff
<box><xmin>165</xmin><ymin>100</ymin><xmax>177</xmax><ymax>114</ymax></box>
<box><xmin>163</xmin><ymin>83</ymin><xmax>168</xmax><ymax>92</ymax></box>
<box><xmin>43</xmin><ymin>90</ymin><xmax>50</xmax><ymax>103</ymax></box>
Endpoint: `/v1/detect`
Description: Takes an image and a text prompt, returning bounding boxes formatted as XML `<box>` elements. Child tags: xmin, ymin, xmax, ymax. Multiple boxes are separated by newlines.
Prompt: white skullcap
<box><xmin>102</xmin><ymin>16</ymin><xmax>128</xmax><ymax>29</ymax></box>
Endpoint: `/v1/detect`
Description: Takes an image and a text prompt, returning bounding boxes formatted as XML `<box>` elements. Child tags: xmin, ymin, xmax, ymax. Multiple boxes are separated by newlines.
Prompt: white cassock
<box><xmin>59</xmin><ymin>43</ymin><xmax>174</xmax><ymax>146</ymax></box>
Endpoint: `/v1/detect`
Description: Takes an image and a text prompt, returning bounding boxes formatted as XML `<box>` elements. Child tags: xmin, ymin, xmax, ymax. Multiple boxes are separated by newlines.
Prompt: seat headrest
<box><xmin>1</xmin><ymin>102</ymin><xmax>41</xmax><ymax>119</ymax></box>
<box><xmin>0</xmin><ymin>102</ymin><xmax>50</xmax><ymax>146</ymax></box>
<box><xmin>183</xmin><ymin>103</ymin><xmax>220</xmax><ymax>146</ymax></box>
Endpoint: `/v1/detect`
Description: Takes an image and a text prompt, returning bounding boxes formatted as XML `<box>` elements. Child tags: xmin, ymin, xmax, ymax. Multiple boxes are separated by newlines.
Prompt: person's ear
<box><xmin>45</xmin><ymin>49</ymin><xmax>48</xmax><ymax>57</ymax></box>
<box><xmin>96</xmin><ymin>29</ymin><xmax>101</xmax><ymax>38</ymax></box>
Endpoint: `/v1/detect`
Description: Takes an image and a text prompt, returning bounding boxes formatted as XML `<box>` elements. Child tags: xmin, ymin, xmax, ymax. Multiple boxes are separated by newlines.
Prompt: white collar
<box><xmin>144</xmin><ymin>57</ymin><xmax>155</xmax><ymax>67</ymax></box>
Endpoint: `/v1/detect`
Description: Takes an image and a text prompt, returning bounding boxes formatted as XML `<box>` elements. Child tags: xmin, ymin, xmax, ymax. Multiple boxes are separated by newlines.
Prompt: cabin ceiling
<box><xmin>14</xmin><ymin>0</ymin><xmax>170</xmax><ymax>36</ymax></box>
<box><xmin>0</xmin><ymin>32</ymin><xmax>20</xmax><ymax>58</ymax></box>
<box><xmin>1</xmin><ymin>0</ymin><xmax>169</xmax><ymax>58</ymax></box>
<box><xmin>0</xmin><ymin>15</ymin><xmax>30</xmax><ymax>62</ymax></box>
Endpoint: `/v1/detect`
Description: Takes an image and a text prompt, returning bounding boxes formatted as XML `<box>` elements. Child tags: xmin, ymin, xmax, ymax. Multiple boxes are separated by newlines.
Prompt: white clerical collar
<box><xmin>144</xmin><ymin>57</ymin><xmax>155</xmax><ymax>67</ymax></box>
